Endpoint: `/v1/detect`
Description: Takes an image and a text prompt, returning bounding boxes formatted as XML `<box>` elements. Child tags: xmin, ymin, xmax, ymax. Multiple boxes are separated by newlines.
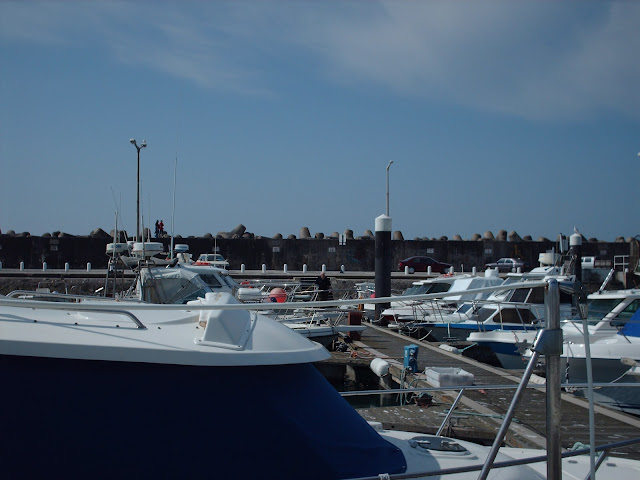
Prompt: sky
<box><xmin>1</xmin><ymin>1</ymin><xmax>639</xmax><ymax>242</ymax></box>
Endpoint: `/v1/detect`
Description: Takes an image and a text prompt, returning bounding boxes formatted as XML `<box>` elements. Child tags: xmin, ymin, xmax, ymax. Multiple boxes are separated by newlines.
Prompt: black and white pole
<box><xmin>570</xmin><ymin>228</ymin><xmax>583</xmax><ymax>283</ymax></box>
<box><xmin>375</xmin><ymin>214</ymin><xmax>392</xmax><ymax>321</ymax></box>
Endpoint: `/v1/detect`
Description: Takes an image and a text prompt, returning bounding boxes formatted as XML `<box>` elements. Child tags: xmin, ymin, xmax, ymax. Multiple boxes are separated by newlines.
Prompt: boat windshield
<box><xmin>139</xmin><ymin>266</ymin><xmax>236</xmax><ymax>304</ymax></box>
<box><xmin>510</xmin><ymin>287</ymin><xmax>545</xmax><ymax>304</ymax></box>
<box><xmin>402</xmin><ymin>284</ymin><xmax>427</xmax><ymax>296</ymax></box>
<box><xmin>610</xmin><ymin>299</ymin><xmax>640</xmax><ymax>326</ymax></box>
<box><xmin>199</xmin><ymin>273</ymin><xmax>224</xmax><ymax>289</ymax></box>
<box><xmin>583</xmin><ymin>297</ymin><xmax>625</xmax><ymax>323</ymax></box>
<box><xmin>218</xmin><ymin>272</ymin><xmax>240</xmax><ymax>289</ymax></box>
<box><xmin>456</xmin><ymin>303</ymin><xmax>473</xmax><ymax>314</ymax></box>
<box><xmin>402</xmin><ymin>282</ymin><xmax>452</xmax><ymax>296</ymax></box>
<box><xmin>428</xmin><ymin>282</ymin><xmax>452</xmax><ymax>294</ymax></box>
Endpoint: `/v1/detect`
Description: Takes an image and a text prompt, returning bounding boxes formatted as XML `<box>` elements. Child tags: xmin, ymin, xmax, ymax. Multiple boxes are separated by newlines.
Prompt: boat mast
<box><xmin>170</xmin><ymin>153</ymin><xmax>177</xmax><ymax>259</ymax></box>
<box><xmin>170</xmin><ymin>88</ymin><xmax>181</xmax><ymax>260</ymax></box>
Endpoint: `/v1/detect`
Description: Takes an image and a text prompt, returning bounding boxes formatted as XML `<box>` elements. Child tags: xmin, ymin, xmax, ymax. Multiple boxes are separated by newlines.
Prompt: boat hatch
<box><xmin>409</xmin><ymin>436</ymin><xmax>469</xmax><ymax>453</ymax></box>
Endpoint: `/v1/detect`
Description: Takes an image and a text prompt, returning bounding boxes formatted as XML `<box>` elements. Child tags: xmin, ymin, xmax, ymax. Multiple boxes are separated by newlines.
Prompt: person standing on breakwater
<box><xmin>159</xmin><ymin>220</ymin><xmax>164</xmax><ymax>236</ymax></box>
<box><xmin>155</xmin><ymin>220</ymin><xmax>160</xmax><ymax>238</ymax></box>
<box><xmin>314</xmin><ymin>272</ymin><xmax>332</xmax><ymax>301</ymax></box>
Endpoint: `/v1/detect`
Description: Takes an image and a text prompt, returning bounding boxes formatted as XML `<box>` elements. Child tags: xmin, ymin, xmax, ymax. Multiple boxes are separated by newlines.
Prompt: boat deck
<box><xmin>333</xmin><ymin>323</ymin><xmax>640</xmax><ymax>460</ymax></box>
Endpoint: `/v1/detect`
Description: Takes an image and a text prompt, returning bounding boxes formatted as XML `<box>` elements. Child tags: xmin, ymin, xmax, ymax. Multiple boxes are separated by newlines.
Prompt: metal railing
<box><xmin>347</xmin><ymin>437</ymin><xmax>640</xmax><ymax>480</ymax></box>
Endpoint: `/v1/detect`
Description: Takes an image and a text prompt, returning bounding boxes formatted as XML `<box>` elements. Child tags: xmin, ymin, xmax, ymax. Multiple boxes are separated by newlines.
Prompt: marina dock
<box><xmin>323</xmin><ymin>323</ymin><xmax>640</xmax><ymax>460</ymax></box>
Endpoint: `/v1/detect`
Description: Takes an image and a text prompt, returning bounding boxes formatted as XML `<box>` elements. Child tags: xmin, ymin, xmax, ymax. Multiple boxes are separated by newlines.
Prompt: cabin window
<box><xmin>496</xmin><ymin>308</ymin><xmax>537</xmax><ymax>324</ymax></box>
<box><xmin>476</xmin><ymin>307</ymin><xmax>497</xmax><ymax>322</ymax></box>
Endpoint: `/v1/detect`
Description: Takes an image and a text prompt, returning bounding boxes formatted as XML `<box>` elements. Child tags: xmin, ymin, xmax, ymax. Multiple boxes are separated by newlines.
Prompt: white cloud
<box><xmin>2</xmin><ymin>1</ymin><xmax>639</xmax><ymax>120</ymax></box>
<box><xmin>286</xmin><ymin>1</ymin><xmax>640</xmax><ymax>120</ymax></box>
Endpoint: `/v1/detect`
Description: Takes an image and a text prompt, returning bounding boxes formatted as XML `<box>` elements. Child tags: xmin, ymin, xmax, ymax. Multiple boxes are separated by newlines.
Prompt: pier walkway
<box><xmin>331</xmin><ymin>323</ymin><xmax>640</xmax><ymax>460</ymax></box>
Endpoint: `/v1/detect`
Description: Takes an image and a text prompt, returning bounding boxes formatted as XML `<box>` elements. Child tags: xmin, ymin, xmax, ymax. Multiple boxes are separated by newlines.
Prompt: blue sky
<box><xmin>1</xmin><ymin>1</ymin><xmax>638</xmax><ymax>241</ymax></box>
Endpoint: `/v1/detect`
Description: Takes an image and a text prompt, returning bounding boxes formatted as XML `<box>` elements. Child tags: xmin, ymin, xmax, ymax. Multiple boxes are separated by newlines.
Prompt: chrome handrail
<box><xmin>6</xmin><ymin>289</ymin><xmax>144</xmax><ymax>303</ymax></box>
<box><xmin>0</xmin><ymin>296</ymin><xmax>146</xmax><ymax>329</ymax></box>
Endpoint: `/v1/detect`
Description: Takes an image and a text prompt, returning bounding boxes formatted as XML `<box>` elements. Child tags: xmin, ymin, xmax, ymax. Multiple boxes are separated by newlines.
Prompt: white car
<box><xmin>194</xmin><ymin>253</ymin><xmax>230</xmax><ymax>269</ymax></box>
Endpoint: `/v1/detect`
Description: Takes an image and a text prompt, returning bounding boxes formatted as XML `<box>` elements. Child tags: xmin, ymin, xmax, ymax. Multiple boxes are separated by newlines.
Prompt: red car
<box><xmin>398</xmin><ymin>256</ymin><xmax>452</xmax><ymax>274</ymax></box>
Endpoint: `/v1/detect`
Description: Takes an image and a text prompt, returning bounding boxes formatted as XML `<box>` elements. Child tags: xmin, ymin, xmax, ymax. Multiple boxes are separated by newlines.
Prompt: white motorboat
<box><xmin>472</xmin><ymin>288</ymin><xmax>640</xmax><ymax>371</ymax></box>
<box><xmin>560</xmin><ymin>288</ymin><xmax>640</xmax><ymax>340</ymax></box>
<box><xmin>380</xmin><ymin>272</ymin><xmax>504</xmax><ymax>325</ymax></box>
<box><xmin>2</xmin><ymin>289</ymin><xmax>639</xmax><ymax>478</ymax></box>
<box><xmin>512</xmin><ymin>289</ymin><xmax>640</xmax><ymax>414</ymax></box>
<box><xmin>559</xmin><ymin>290</ymin><xmax>640</xmax><ymax>415</ymax></box>
<box><xmin>420</xmin><ymin>268</ymin><xmax>575</xmax><ymax>342</ymax></box>
<box><xmin>127</xmin><ymin>263</ymin><xmax>361</xmax><ymax>346</ymax></box>
<box><xmin>467</xmin><ymin>329</ymin><xmax>539</xmax><ymax>369</ymax></box>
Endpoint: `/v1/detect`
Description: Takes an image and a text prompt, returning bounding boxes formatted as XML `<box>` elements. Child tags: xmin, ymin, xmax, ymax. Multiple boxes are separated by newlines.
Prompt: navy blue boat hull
<box><xmin>1</xmin><ymin>355</ymin><xmax>406</xmax><ymax>479</ymax></box>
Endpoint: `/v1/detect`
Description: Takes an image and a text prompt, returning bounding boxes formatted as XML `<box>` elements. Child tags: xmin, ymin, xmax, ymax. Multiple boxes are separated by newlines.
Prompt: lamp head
<box><xmin>141</xmin><ymin>140</ymin><xmax>147</xmax><ymax>148</ymax></box>
<box><xmin>129</xmin><ymin>138</ymin><xmax>136</xmax><ymax>145</ymax></box>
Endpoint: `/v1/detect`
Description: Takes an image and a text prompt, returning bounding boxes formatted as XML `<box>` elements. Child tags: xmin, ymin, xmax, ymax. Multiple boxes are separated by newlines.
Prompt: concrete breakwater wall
<box><xmin>1</xmin><ymin>230</ymin><xmax>637</xmax><ymax>273</ymax></box>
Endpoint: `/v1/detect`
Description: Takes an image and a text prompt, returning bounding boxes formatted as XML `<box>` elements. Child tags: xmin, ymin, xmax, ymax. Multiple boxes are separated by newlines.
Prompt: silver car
<box><xmin>484</xmin><ymin>257</ymin><xmax>527</xmax><ymax>272</ymax></box>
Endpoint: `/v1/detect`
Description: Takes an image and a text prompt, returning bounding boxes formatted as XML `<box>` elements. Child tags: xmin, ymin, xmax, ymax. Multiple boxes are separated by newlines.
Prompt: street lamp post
<box><xmin>386</xmin><ymin>160</ymin><xmax>394</xmax><ymax>217</ymax></box>
<box><xmin>130</xmin><ymin>138</ymin><xmax>147</xmax><ymax>241</ymax></box>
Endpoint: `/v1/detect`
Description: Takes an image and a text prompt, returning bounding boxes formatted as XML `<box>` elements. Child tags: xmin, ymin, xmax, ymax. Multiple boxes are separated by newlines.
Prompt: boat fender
<box><xmin>370</xmin><ymin>358</ymin><xmax>390</xmax><ymax>377</ymax></box>
<box><xmin>439</xmin><ymin>344</ymin><xmax>460</xmax><ymax>354</ymax></box>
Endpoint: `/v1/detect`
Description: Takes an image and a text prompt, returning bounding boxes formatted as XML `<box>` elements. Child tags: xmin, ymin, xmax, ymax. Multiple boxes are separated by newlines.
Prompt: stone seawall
<box><xmin>1</xmin><ymin>233</ymin><xmax>637</xmax><ymax>273</ymax></box>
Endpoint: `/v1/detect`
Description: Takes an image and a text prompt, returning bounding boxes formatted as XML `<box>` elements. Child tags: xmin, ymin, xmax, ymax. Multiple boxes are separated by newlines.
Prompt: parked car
<box><xmin>398</xmin><ymin>256</ymin><xmax>452</xmax><ymax>274</ymax></box>
<box><xmin>194</xmin><ymin>253</ymin><xmax>230</xmax><ymax>269</ymax></box>
<box><xmin>484</xmin><ymin>257</ymin><xmax>528</xmax><ymax>272</ymax></box>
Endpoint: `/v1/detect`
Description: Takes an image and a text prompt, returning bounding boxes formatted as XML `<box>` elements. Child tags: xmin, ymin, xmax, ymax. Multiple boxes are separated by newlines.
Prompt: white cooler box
<box><xmin>424</xmin><ymin>367</ymin><xmax>474</xmax><ymax>388</ymax></box>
